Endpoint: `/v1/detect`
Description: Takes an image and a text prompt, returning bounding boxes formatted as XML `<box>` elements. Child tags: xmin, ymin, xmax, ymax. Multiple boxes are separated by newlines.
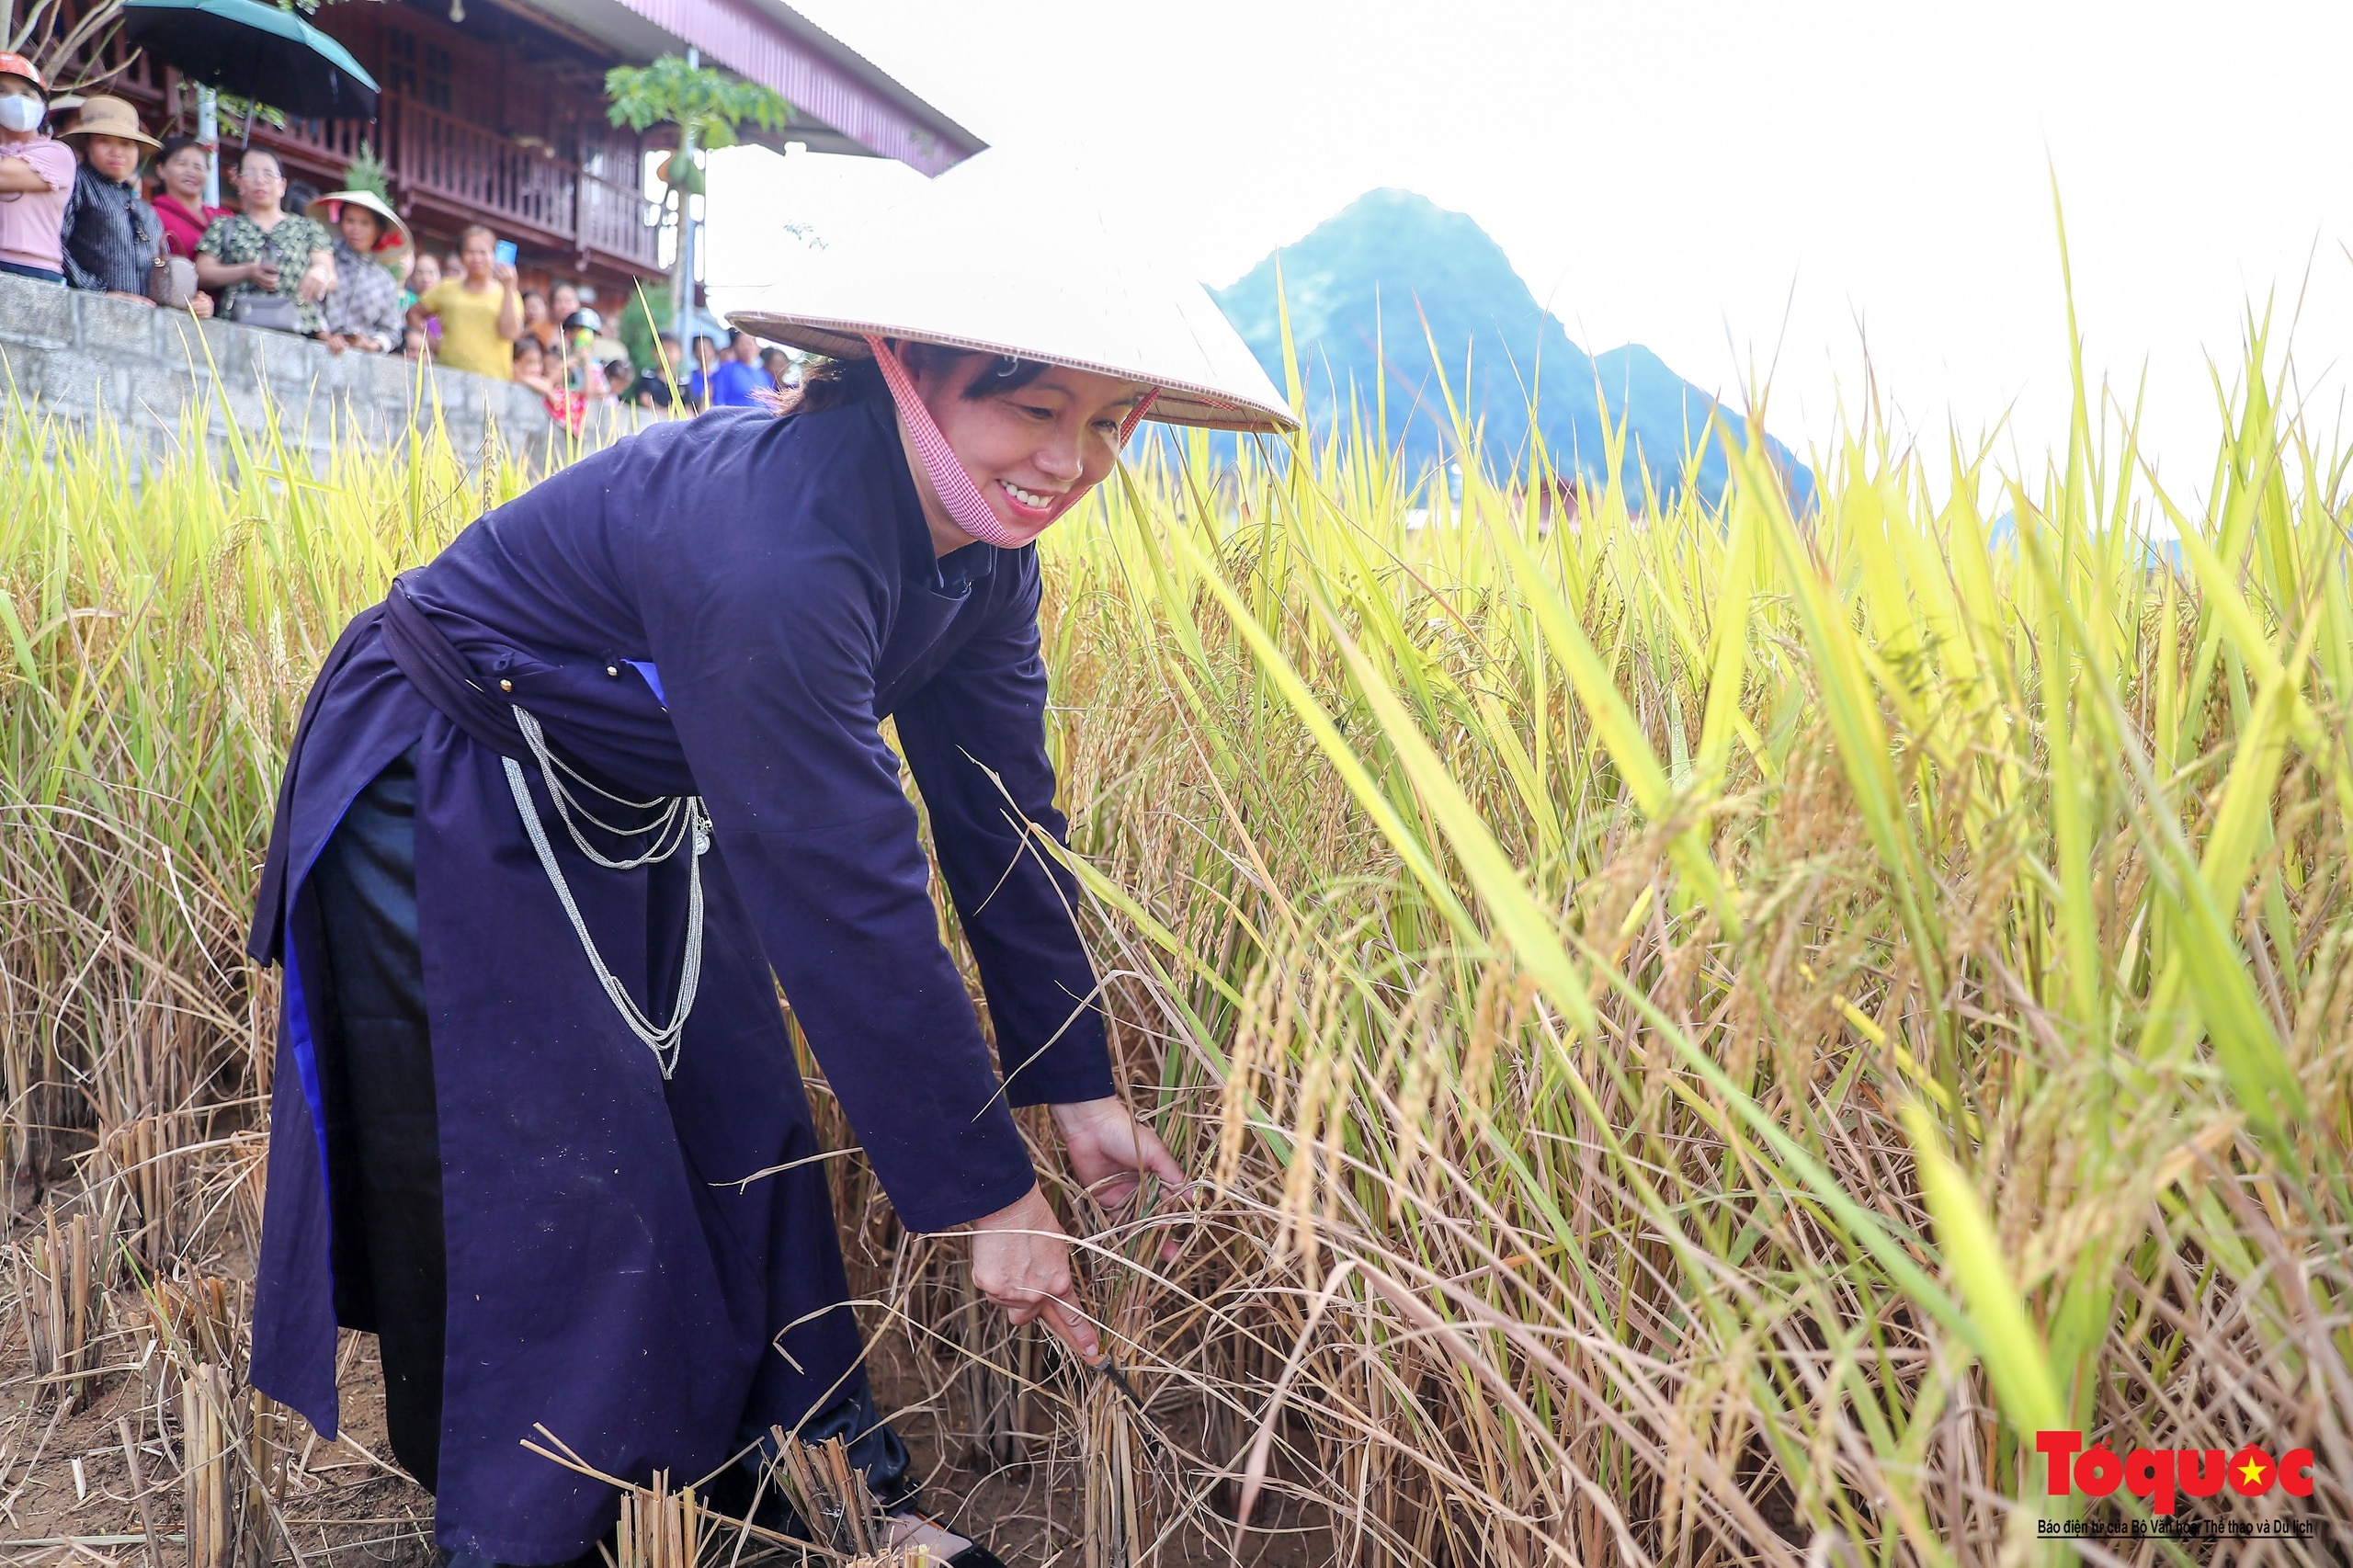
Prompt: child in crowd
<box><xmin>402</xmin><ymin>250</ymin><xmax>438</xmax><ymax>311</ymax></box>
<box><xmin>557</xmin><ymin>307</ymin><xmax>610</xmax><ymax>401</ymax></box>
<box><xmin>401</xmin><ymin>253</ymin><xmax>441</xmax><ymax>355</ymax></box>
<box><xmin>631</xmin><ymin>331</ymin><xmax>688</xmax><ymax>410</ymax></box>
<box><xmin>521</xmin><ymin>288</ymin><xmax>559</xmax><ymax>353</ymax></box>
<box><xmin>510</xmin><ymin>335</ymin><xmax>557</xmax><ymax>396</ymax></box>
<box><xmin>516</xmin><ymin>335</ymin><xmax>590</xmax><ymax>436</ymax></box>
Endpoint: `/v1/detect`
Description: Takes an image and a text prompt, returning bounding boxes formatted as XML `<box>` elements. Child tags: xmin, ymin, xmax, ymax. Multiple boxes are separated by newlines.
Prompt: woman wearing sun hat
<box><xmin>244</xmin><ymin>151</ymin><xmax>1290</xmax><ymax>1566</ymax></box>
<box><xmin>57</xmin><ymin>95</ymin><xmax>164</xmax><ymax>303</ymax></box>
<box><xmin>0</xmin><ymin>52</ymin><xmax>74</xmax><ymax>284</ymax></box>
<box><xmin>310</xmin><ymin>187</ymin><xmax>411</xmax><ymax>354</ymax></box>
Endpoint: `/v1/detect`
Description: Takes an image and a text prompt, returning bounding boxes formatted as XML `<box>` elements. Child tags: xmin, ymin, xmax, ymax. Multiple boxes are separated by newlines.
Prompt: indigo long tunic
<box><xmin>247</xmin><ymin>400</ymin><xmax>1114</xmax><ymax>1560</ymax></box>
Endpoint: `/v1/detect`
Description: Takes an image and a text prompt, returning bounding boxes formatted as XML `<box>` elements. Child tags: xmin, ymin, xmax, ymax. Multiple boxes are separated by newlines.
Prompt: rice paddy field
<box><xmin>1</xmin><ymin>320</ymin><xmax>2349</xmax><ymax>1567</ymax></box>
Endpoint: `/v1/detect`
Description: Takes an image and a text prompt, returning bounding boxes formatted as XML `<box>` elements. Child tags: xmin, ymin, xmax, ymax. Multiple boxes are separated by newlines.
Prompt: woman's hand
<box><xmin>189</xmin><ymin>290</ymin><xmax>213</xmax><ymax>319</ymax></box>
<box><xmin>1052</xmin><ymin>1096</ymin><xmax>1183</xmax><ymax>1210</ymax></box>
<box><xmin>969</xmin><ymin>1184</ymin><xmax>1099</xmax><ymax>1360</ymax></box>
<box><xmin>298</xmin><ymin>258</ymin><xmax>335</xmax><ymax>302</ymax></box>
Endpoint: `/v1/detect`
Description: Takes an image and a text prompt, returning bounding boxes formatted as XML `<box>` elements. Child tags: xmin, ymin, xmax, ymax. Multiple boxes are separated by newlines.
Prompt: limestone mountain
<box><xmin>1211</xmin><ymin>189</ymin><xmax>1810</xmax><ymax>508</ymax></box>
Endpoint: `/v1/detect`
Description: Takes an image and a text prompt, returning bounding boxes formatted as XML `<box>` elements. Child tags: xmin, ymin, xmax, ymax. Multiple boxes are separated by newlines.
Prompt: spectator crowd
<box><xmin>3</xmin><ymin>51</ymin><xmax>795</xmax><ymax>428</ymax></box>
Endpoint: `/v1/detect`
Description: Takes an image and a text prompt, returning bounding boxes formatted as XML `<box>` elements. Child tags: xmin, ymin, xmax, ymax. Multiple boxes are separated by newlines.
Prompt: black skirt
<box><xmin>307</xmin><ymin>746</ymin><xmax>914</xmax><ymax>1535</ymax></box>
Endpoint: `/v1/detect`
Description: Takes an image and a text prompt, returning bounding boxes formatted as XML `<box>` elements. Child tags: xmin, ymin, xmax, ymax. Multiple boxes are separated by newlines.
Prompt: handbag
<box><xmin>226</xmin><ymin>289</ymin><xmax>301</xmax><ymax>333</ymax></box>
<box><xmin>225</xmin><ymin>236</ymin><xmax>301</xmax><ymax>332</ymax></box>
<box><xmin>146</xmin><ymin>254</ymin><xmax>199</xmax><ymax>312</ymax></box>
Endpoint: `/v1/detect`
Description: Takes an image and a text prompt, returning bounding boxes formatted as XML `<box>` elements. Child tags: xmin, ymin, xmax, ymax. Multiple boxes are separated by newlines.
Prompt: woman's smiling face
<box><xmin>910</xmin><ymin>354</ymin><xmax>1147</xmax><ymax>537</ymax></box>
<box><xmin>161</xmin><ymin>143</ymin><xmax>208</xmax><ymax>199</ymax></box>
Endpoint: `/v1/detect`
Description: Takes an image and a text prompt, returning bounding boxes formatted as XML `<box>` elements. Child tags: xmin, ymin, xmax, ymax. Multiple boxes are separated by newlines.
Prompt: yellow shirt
<box><xmin>419</xmin><ymin>278</ymin><xmax>515</xmax><ymax>381</ymax></box>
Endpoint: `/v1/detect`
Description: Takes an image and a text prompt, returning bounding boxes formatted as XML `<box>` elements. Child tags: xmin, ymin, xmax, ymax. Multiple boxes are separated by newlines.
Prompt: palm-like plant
<box><xmin>340</xmin><ymin>138</ymin><xmax>388</xmax><ymax>201</ymax></box>
<box><xmin>606</xmin><ymin>53</ymin><xmax>789</xmax><ymax>347</ymax></box>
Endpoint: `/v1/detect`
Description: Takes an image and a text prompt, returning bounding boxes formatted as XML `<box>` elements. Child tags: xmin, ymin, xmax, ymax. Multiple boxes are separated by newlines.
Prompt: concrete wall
<box><xmin>0</xmin><ymin>270</ymin><xmax>647</xmax><ymax>468</ymax></box>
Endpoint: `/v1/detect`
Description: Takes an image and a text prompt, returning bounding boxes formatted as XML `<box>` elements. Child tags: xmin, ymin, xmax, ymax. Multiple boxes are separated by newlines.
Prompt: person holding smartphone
<box><xmin>406</xmin><ymin>222</ymin><xmax>521</xmax><ymax>380</ymax></box>
<box><xmin>194</xmin><ymin>145</ymin><xmax>335</xmax><ymax>333</ymax></box>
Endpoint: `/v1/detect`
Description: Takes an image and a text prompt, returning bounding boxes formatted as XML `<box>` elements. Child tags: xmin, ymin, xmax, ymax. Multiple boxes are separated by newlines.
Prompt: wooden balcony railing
<box><xmin>268</xmin><ymin>95</ymin><xmax>663</xmax><ymax>272</ymax></box>
<box><xmin>577</xmin><ymin>171</ymin><xmax>657</xmax><ymax>267</ymax></box>
<box><xmin>74</xmin><ymin>0</ymin><xmax>664</xmax><ymax>274</ymax></box>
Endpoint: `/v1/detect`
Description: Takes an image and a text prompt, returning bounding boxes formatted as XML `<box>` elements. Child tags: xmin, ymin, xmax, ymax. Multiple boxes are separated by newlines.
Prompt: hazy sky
<box><xmin>702</xmin><ymin>0</ymin><xmax>2352</xmax><ymax>482</ymax></box>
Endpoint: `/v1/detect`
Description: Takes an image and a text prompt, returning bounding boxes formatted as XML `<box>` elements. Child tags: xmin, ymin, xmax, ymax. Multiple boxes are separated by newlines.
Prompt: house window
<box><xmin>383</xmin><ymin>27</ymin><xmax>453</xmax><ymax>111</ymax></box>
<box><xmin>382</xmin><ymin>28</ymin><xmax>416</xmax><ymax>97</ymax></box>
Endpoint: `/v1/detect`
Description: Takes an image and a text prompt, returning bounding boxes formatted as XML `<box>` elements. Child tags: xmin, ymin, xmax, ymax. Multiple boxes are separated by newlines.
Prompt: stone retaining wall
<box><xmin>0</xmin><ymin>270</ymin><xmax>647</xmax><ymax>468</ymax></box>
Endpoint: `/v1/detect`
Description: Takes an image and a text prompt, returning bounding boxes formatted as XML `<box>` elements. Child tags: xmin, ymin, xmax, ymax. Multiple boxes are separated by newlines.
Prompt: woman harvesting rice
<box><xmin>247</xmin><ymin>154</ymin><xmax>1291</xmax><ymax>1565</ymax></box>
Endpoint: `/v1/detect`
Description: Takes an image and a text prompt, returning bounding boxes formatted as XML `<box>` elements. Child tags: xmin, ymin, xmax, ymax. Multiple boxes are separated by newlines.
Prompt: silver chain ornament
<box><xmin>502</xmin><ymin>704</ymin><xmax>708</xmax><ymax>1079</ymax></box>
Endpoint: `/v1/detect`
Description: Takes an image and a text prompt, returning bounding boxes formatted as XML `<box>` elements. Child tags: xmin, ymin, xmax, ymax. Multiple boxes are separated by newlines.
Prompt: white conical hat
<box><xmin>726</xmin><ymin>152</ymin><xmax>1296</xmax><ymax>433</ymax></box>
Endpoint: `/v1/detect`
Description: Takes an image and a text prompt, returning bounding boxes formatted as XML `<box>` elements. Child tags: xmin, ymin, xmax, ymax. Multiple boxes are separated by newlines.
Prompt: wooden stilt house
<box><xmin>82</xmin><ymin>0</ymin><xmax>980</xmax><ymax>308</ymax></box>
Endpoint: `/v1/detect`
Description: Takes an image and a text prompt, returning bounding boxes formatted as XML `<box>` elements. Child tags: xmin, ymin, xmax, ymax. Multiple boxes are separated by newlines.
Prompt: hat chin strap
<box><xmin>866</xmin><ymin>335</ymin><xmax>1155</xmax><ymax>549</ymax></box>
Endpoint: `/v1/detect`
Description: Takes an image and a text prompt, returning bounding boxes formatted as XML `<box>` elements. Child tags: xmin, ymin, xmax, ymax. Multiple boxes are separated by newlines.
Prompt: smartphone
<box><xmin>494</xmin><ymin>239</ymin><xmax>518</xmax><ymax>269</ymax></box>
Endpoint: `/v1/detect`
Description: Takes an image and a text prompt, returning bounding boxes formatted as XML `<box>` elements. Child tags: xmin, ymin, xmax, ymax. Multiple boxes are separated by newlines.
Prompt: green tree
<box><xmin>606</xmin><ymin>54</ymin><xmax>789</xmax><ymax>346</ymax></box>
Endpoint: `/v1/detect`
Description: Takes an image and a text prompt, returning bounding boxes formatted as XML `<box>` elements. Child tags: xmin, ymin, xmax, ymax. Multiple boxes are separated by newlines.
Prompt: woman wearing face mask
<box><xmin>195</xmin><ymin>145</ymin><xmax>335</xmax><ymax>333</ymax></box>
<box><xmin>58</xmin><ymin>96</ymin><xmax>163</xmax><ymax>306</ymax></box>
<box><xmin>0</xmin><ymin>53</ymin><xmax>73</xmax><ymax>284</ymax></box>
<box><xmin>244</xmin><ymin>154</ymin><xmax>1291</xmax><ymax>1568</ymax></box>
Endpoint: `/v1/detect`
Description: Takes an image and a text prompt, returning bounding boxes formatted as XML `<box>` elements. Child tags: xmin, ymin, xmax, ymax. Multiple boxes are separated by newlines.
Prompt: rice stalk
<box><xmin>611</xmin><ymin>1471</ymin><xmax>706</xmax><ymax>1568</ymax></box>
<box><xmin>13</xmin><ymin>1201</ymin><xmax>110</xmax><ymax>1400</ymax></box>
<box><xmin>2</xmin><ymin>310</ymin><xmax>2348</xmax><ymax>1564</ymax></box>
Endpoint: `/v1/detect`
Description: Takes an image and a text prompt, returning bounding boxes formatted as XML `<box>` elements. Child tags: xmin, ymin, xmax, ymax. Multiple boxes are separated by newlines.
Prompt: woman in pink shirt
<box><xmin>0</xmin><ymin>52</ymin><xmax>74</xmax><ymax>283</ymax></box>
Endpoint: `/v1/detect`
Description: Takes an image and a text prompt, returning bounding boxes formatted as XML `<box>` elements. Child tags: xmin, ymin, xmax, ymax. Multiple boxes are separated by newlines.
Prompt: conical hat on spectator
<box><xmin>726</xmin><ymin>151</ymin><xmax>1295</xmax><ymax>433</ymax></box>
<box><xmin>308</xmin><ymin>189</ymin><xmax>412</xmax><ymax>257</ymax></box>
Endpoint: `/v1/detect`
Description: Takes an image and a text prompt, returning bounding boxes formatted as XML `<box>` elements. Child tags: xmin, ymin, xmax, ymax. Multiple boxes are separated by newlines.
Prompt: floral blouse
<box><xmin>197</xmin><ymin>211</ymin><xmax>334</xmax><ymax>335</ymax></box>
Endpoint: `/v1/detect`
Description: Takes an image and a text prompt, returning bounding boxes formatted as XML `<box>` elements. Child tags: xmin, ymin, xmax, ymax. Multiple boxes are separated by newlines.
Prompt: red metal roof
<box><xmin>524</xmin><ymin>0</ymin><xmax>983</xmax><ymax>175</ymax></box>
